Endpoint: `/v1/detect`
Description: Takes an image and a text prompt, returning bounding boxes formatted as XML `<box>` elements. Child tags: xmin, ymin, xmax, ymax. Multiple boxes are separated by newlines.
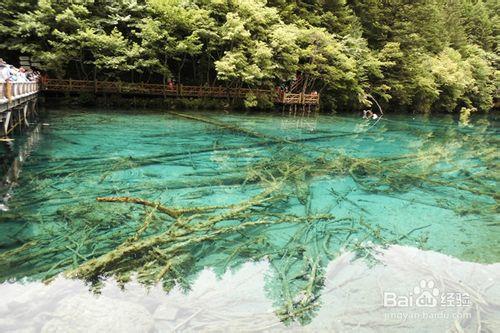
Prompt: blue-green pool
<box><xmin>0</xmin><ymin>108</ymin><xmax>498</xmax><ymax>331</ymax></box>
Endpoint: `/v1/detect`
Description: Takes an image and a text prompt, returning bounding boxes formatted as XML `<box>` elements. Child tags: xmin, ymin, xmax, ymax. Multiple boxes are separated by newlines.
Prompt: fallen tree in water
<box><xmin>0</xmin><ymin>114</ymin><xmax>497</xmax><ymax>325</ymax></box>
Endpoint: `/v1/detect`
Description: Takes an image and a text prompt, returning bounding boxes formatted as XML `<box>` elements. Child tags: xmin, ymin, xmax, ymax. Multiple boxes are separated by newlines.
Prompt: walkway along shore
<box><xmin>41</xmin><ymin>78</ymin><xmax>320</xmax><ymax>107</ymax></box>
<box><xmin>0</xmin><ymin>78</ymin><xmax>320</xmax><ymax>136</ymax></box>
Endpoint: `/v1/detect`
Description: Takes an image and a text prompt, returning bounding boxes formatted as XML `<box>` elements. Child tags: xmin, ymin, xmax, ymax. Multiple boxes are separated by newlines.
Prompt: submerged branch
<box><xmin>96</xmin><ymin>197</ymin><xmax>181</xmax><ymax>218</ymax></box>
<box><xmin>96</xmin><ymin>196</ymin><xmax>227</xmax><ymax>218</ymax></box>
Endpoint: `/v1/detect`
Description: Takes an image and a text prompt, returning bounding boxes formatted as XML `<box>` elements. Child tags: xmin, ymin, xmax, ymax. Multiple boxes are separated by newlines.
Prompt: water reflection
<box><xmin>1</xmin><ymin>246</ymin><xmax>499</xmax><ymax>332</ymax></box>
<box><xmin>0</xmin><ymin>124</ymin><xmax>42</xmax><ymax>211</ymax></box>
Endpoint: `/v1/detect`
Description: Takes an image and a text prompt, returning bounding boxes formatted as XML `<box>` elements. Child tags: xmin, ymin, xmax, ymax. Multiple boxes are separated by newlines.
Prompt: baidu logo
<box><xmin>413</xmin><ymin>279</ymin><xmax>440</xmax><ymax>307</ymax></box>
<box><xmin>383</xmin><ymin>279</ymin><xmax>470</xmax><ymax>308</ymax></box>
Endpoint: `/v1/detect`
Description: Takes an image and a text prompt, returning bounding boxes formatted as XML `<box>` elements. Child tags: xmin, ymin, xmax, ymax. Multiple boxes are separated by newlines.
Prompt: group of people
<box><xmin>0</xmin><ymin>58</ymin><xmax>40</xmax><ymax>83</ymax></box>
<box><xmin>363</xmin><ymin>109</ymin><xmax>379</xmax><ymax>120</ymax></box>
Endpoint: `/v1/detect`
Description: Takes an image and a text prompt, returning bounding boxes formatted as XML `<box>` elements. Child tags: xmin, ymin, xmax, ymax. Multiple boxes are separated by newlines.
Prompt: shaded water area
<box><xmin>0</xmin><ymin>108</ymin><xmax>499</xmax><ymax>332</ymax></box>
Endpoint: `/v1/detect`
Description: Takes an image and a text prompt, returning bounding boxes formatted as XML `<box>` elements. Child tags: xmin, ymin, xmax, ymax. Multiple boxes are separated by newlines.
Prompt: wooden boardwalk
<box><xmin>0</xmin><ymin>82</ymin><xmax>40</xmax><ymax>136</ymax></box>
<box><xmin>42</xmin><ymin>79</ymin><xmax>320</xmax><ymax>106</ymax></box>
<box><xmin>0</xmin><ymin>82</ymin><xmax>40</xmax><ymax>113</ymax></box>
<box><xmin>0</xmin><ymin>78</ymin><xmax>319</xmax><ymax>136</ymax></box>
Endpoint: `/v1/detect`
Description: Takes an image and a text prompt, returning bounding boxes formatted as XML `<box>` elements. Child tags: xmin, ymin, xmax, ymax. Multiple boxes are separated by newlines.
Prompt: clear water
<box><xmin>0</xmin><ymin>108</ymin><xmax>498</xmax><ymax>332</ymax></box>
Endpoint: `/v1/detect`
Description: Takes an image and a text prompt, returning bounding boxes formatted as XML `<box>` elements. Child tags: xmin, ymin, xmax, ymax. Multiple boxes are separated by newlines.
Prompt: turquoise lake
<box><xmin>0</xmin><ymin>108</ymin><xmax>498</xmax><ymax>332</ymax></box>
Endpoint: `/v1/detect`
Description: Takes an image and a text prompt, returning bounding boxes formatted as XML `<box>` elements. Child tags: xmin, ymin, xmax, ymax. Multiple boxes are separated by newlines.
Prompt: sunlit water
<box><xmin>0</xmin><ymin>108</ymin><xmax>498</xmax><ymax>332</ymax></box>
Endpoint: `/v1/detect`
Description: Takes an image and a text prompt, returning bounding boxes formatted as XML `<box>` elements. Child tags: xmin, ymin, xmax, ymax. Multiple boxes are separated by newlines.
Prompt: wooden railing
<box><xmin>1</xmin><ymin>82</ymin><xmax>40</xmax><ymax>104</ymax></box>
<box><xmin>42</xmin><ymin>79</ymin><xmax>320</xmax><ymax>105</ymax></box>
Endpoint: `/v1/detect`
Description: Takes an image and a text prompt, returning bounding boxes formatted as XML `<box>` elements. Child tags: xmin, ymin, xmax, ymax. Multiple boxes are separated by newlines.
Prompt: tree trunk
<box><xmin>177</xmin><ymin>55</ymin><xmax>186</xmax><ymax>84</ymax></box>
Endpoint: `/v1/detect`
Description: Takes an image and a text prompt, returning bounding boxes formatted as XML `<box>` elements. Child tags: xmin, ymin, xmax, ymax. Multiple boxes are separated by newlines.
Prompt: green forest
<box><xmin>1</xmin><ymin>0</ymin><xmax>498</xmax><ymax>113</ymax></box>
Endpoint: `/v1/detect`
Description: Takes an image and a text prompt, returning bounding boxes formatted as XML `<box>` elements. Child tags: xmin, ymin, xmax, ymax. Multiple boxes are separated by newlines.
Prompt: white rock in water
<box><xmin>41</xmin><ymin>294</ymin><xmax>154</xmax><ymax>333</ymax></box>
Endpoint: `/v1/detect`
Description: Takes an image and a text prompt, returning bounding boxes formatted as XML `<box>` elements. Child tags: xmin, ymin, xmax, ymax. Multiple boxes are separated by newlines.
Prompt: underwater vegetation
<box><xmin>0</xmin><ymin>110</ymin><xmax>498</xmax><ymax>325</ymax></box>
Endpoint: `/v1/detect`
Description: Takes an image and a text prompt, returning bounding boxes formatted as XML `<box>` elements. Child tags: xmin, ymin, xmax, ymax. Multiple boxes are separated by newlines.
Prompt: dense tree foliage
<box><xmin>0</xmin><ymin>0</ymin><xmax>497</xmax><ymax>113</ymax></box>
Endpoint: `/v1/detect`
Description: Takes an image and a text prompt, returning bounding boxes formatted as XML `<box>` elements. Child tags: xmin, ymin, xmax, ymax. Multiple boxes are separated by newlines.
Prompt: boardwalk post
<box><xmin>6</xmin><ymin>82</ymin><xmax>12</xmax><ymax>102</ymax></box>
<box><xmin>22</xmin><ymin>103</ymin><xmax>28</xmax><ymax>127</ymax></box>
<box><xmin>3</xmin><ymin>111</ymin><xmax>11</xmax><ymax>136</ymax></box>
<box><xmin>15</xmin><ymin>107</ymin><xmax>21</xmax><ymax>133</ymax></box>
<box><xmin>0</xmin><ymin>83</ymin><xmax>4</xmax><ymax>103</ymax></box>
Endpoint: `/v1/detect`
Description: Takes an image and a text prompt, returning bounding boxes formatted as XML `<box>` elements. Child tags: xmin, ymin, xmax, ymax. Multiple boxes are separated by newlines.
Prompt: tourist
<box><xmin>18</xmin><ymin>67</ymin><xmax>29</xmax><ymax>82</ymax></box>
<box><xmin>26</xmin><ymin>69</ymin><xmax>35</xmax><ymax>81</ymax></box>
<box><xmin>0</xmin><ymin>58</ymin><xmax>40</xmax><ymax>83</ymax></box>
<box><xmin>8</xmin><ymin>65</ymin><xmax>19</xmax><ymax>82</ymax></box>
<box><xmin>0</xmin><ymin>59</ymin><xmax>10</xmax><ymax>83</ymax></box>
<box><xmin>363</xmin><ymin>109</ymin><xmax>379</xmax><ymax>120</ymax></box>
<box><xmin>27</xmin><ymin>69</ymin><xmax>40</xmax><ymax>82</ymax></box>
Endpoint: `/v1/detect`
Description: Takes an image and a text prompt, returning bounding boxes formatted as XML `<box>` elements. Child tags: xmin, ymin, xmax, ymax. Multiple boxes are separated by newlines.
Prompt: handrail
<box><xmin>42</xmin><ymin>78</ymin><xmax>320</xmax><ymax>105</ymax></box>
<box><xmin>1</xmin><ymin>82</ymin><xmax>40</xmax><ymax>104</ymax></box>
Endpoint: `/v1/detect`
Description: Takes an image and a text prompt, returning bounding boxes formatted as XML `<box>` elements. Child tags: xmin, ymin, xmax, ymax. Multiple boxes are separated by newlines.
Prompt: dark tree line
<box><xmin>0</xmin><ymin>0</ymin><xmax>497</xmax><ymax>113</ymax></box>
